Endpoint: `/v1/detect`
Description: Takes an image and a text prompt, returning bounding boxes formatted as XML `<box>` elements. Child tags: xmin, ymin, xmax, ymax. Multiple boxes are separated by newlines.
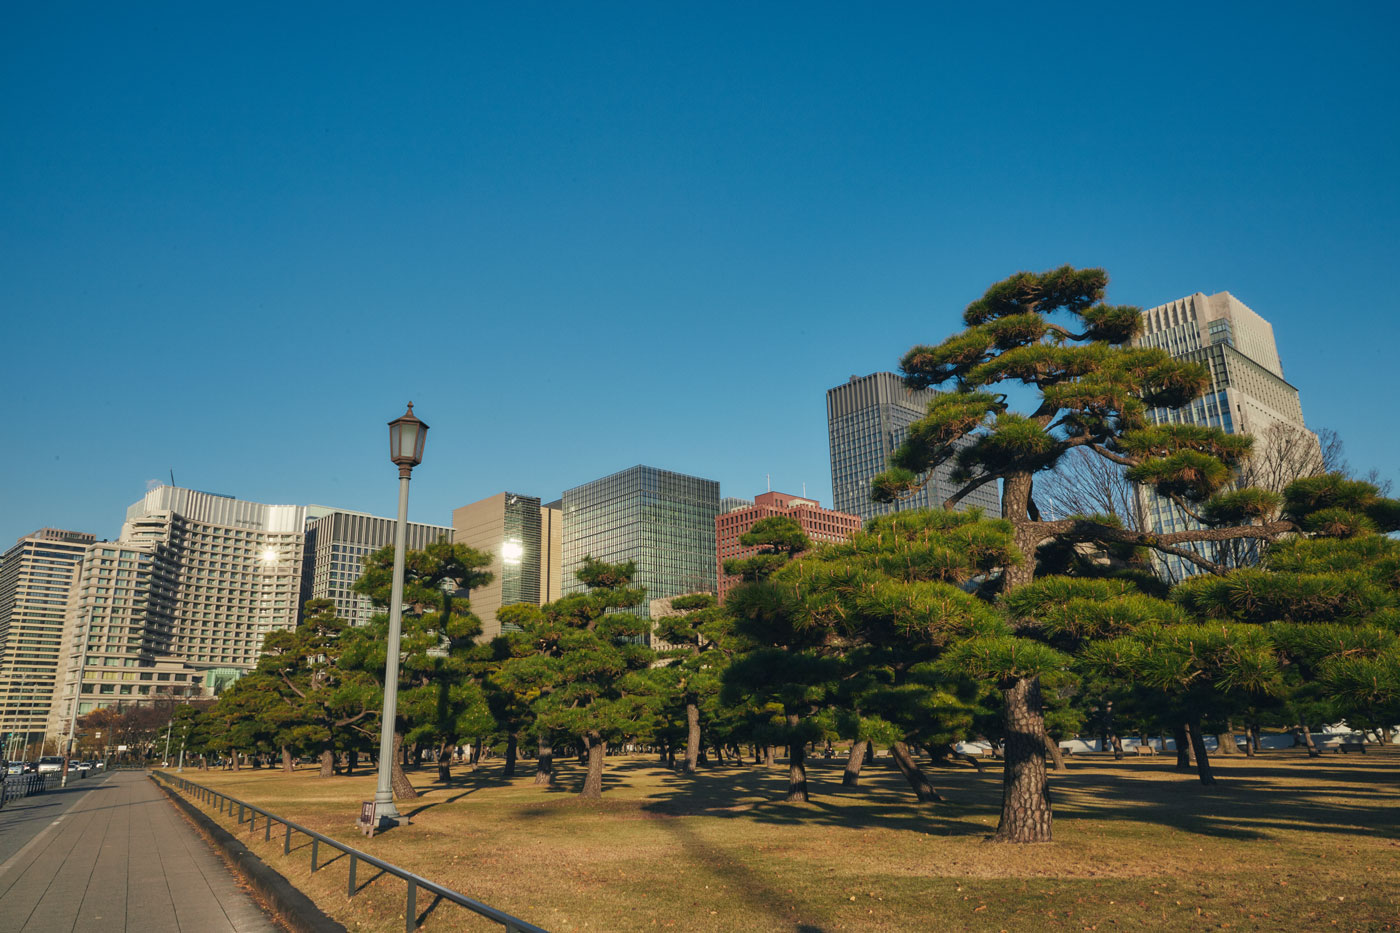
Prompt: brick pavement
<box><xmin>0</xmin><ymin>770</ymin><xmax>280</xmax><ymax>932</ymax></box>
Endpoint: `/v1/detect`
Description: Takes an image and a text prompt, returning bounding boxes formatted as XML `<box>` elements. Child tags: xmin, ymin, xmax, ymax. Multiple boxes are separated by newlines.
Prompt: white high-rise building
<box><xmin>1133</xmin><ymin>291</ymin><xmax>1318</xmax><ymax>577</ymax></box>
<box><xmin>47</xmin><ymin>487</ymin><xmax>307</xmax><ymax>734</ymax></box>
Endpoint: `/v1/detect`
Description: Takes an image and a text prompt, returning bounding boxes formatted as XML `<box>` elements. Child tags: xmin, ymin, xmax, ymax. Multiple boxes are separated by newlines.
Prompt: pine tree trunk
<box><xmin>785</xmin><ymin>714</ymin><xmax>809</xmax><ymax>802</ymax></box>
<box><xmin>842</xmin><ymin>740</ymin><xmax>867</xmax><ymax>787</ymax></box>
<box><xmin>1215</xmin><ymin>721</ymin><xmax>1241</xmax><ymax>756</ymax></box>
<box><xmin>1173</xmin><ymin>724</ymin><xmax>1193</xmax><ymax>769</ymax></box>
<box><xmin>437</xmin><ymin>740</ymin><xmax>453</xmax><ymax>782</ymax></box>
<box><xmin>1044</xmin><ymin>734</ymin><xmax>1066</xmax><ymax>770</ymax></box>
<box><xmin>1110</xmin><ymin>734</ymin><xmax>1124</xmax><ymax>760</ymax></box>
<box><xmin>391</xmin><ymin>732</ymin><xmax>418</xmax><ymax>799</ymax></box>
<box><xmin>1188</xmin><ymin>718</ymin><xmax>1216</xmax><ymax>785</ymax></box>
<box><xmin>504</xmin><ymin>733</ymin><xmax>518</xmax><ymax>777</ymax></box>
<box><xmin>763</xmin><ymin>745</ymin><xmax>775</xmax><ymax>767</ymax></box>
<box><xmin>231</xmin><ymin>749</ymin><xmax>239</xmax><ymax>771</ymax></box>
<box><xmin>1250</xmin><ymin>723</ymin><xmax>1262</xmax><ymax>753</ymax></box>
<box><xmin>535</xmin><ymin>735</ymin><xmax>554</xmax><ymax>785</ymax></box>
<box><xmin>683</xmin><ymin>700</ymin><xmax>701</xmax><ymax>773</ymax></box>
<box><xmin>580</xmin><ymin>736</ymin><xmax>605</xmax><ymax>799</ymax></box>
<box><xmin>319</xmin><ymin>749</ymin><xmax>334</xmax><ymax>778</ymax></box>
<box><xmin>890</xmin><ymin>741</ymin><xmax>942</xmax><ymax>802</ymax></box>
<box><xmin>472</xmin><ymin>737</ymin><xmax>483</xmax><ymax>769</ymax></box>
<box><xmin>993</xmin><ymin>676</ymin><xmax>1052</xmax><ymax>843</ymax></box>
<box><xmin>347</xmin><ymin>749</ymin><xmax>357</xmax><ymax>774</ymax></box>
<box><xmin>281</xmin><ymin>746</ymin><xmax>293</xmax><ymax>773</ymax></box>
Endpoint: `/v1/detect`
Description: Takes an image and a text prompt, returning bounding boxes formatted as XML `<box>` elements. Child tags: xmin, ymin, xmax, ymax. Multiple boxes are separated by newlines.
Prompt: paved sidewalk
<box><xmin>0</xmin><ymin>770</ymin><xmax>281</xmax><ymax>932</ymax></box>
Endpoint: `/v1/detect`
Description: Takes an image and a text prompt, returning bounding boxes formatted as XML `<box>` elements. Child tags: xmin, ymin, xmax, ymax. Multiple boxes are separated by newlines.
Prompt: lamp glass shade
<box><xmin>387</xmin><ymin>404</ymin><xmax>429</xmax><ymax>467</ymax></box>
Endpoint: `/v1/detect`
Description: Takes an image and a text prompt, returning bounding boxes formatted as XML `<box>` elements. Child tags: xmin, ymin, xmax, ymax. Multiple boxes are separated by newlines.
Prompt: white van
<box><xmin>37</xmin><ymin>756</ymin><xmax>64</xmax><ymax>774</ymax></box>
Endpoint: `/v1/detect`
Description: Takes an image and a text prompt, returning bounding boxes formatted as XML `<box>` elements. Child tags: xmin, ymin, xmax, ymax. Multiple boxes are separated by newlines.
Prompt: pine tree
<box><xmin>871</xmin><ymin>266</ymin><xmax>1329</xmax><ymax>842</ymax></box>
<box><xmin>343</xmin><ymin>540</ymin><xmax>495</xmax><ymax>795</ymax></box>
<box><xmin>497</xmin><ymin>557</ymin><xmax>658</xmax><ymax>799</ymax></box>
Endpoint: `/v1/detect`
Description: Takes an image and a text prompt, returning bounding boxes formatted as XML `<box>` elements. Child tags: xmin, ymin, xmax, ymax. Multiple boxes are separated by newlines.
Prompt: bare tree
<box><xmin>1036</xmin><ymin>447</ymin><xmax>1147</xmax><ymax>530</ymax></box>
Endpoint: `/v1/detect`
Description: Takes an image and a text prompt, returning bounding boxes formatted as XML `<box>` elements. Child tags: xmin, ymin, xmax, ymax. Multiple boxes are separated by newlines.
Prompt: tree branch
<box><xmin>943</xmin><ymin>471</ymin><xmax>1004</xmax><ymax>511</ymax></box>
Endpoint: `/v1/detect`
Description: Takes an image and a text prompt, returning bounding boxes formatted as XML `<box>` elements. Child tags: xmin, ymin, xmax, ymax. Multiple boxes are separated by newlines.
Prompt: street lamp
<box><xmin>371</xmin><ymin>402</ymin><xmax>428</xmax><ymax>829</ymax></box>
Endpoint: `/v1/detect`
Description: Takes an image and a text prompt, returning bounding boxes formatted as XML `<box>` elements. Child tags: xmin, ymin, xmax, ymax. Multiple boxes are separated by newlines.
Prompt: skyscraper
<box><xmin>561</xmin><ymin>466</ymin><xmax>719</xmax><ymax>617</ymax></box>
<box><xmin>1133</xmin><ymin>291</ymin><xmax>1318</xmax><ymax>577</ymax></box>
<box><xmin>302</xmin><ymin>507</ymin><xmax>451</xmax><ymax>627</ymax></box>
<box><xmin>0</xmin><ymin>528</ymin><xmax>94</xmax><ymax>750</ymax></box>
<box><xmin>452</xmin><ymin>492</ymin><xmax>561</xmax><ymax>639</ymax></box>
<box><xmin>827</xmin><ymin>372</ymin><xmax>1001</xmax><ymax>522</ymax></box>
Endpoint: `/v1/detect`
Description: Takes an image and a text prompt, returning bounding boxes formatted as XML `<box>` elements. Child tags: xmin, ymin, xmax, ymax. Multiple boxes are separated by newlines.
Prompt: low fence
<box><xmin>2</xmin><ymin>772</ymin><xmax>61</xmax><ymax>803</ymax></box>
<box><xmin>152</xmin><ymin>772</ymin><xmax>549</xmax><ymax>933</ymax></box>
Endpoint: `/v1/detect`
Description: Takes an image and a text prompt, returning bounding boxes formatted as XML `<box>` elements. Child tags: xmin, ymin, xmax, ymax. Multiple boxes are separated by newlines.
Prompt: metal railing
<box><xmin>2</xmin><ymin>772</ymin><xmax>62</xmax><ymax>803</ymax></box>
<box><xmin>152</xmin><ymin>772</ymin><xmax>549</xmax><ymax>933</ymax></box>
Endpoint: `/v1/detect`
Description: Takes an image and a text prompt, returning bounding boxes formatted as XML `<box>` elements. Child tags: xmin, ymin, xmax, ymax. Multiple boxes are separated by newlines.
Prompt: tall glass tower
<box><xmin>827</xmin><ymin>372</ymin><xmax>1000</xmax><ymax>523</ymax></box>
<box><xmin>561</xmin><ymin>466</ymin><xmax>719</xmax><ymax>617</ymax></box>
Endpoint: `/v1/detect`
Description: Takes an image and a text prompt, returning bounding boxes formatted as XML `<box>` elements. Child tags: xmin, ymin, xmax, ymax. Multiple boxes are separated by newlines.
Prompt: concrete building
<box><xmin>0</xmin><ymin>529</ymin><xmax>94</xmax><ymax>749</ymax></box>
<box><xmin>302</xmin><ymin>507</ymin><xmax>451</xmax><ymax>626</ymax></box>
<box><xmin>45</xmin><ymin>536</ymin><xmax>206</xmax><ymax>736</ymax></box>
<box><xmin>561</xmin><ymin>466</ymin><xmax>719</xmax><ymax>619</ymax></box>
<box><xmin>715</xmin><ymin>492</ymin><xmax>861</xmax><ymax>602</ymax></box>
<box><xmin>827</xmin><ymin>372</ymin><xmax>1001</xmax><ymax>523</ymax></box>
<box><xmin>452</xmin><ymin>492</ymin><xmax>561</xmax><ymax>639</ymax></box>
<box><xmin>1133</xmin><ymin>291</ymin><xmax>1318</xmax><ymax>577</ymax></box>
<box><xmin>47</xmin><ymin>486</ymin><xmax>307</xmax><ymax>733</ymax></box>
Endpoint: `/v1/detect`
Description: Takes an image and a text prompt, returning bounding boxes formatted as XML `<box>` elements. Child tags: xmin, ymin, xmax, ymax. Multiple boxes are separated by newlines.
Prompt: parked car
<box><xmin>75</xmin><ymin>761</ymin><xmax>93</xmax><ymax>774</ymax></box>
<box><xmin>93</xmin><ymin>760</ymin><xmax>105</xmax><ymax>770</ymax></box>
<box><xmin>36</xmin><ymin>756</ymin><xmax>64</xmax><ymax>774</ymax></box>
<box><xmin>4</xmin><ymin>761</ymin><xmax>24</xmax><ymax>775</ymax></box>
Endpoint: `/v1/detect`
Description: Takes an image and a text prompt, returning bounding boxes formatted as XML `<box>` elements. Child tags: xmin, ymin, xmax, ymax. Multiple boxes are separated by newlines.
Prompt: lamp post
<box><xmin>371</xmin><ymin>402</ymin><xmax>428</xmax><ymax>829</ymax></box>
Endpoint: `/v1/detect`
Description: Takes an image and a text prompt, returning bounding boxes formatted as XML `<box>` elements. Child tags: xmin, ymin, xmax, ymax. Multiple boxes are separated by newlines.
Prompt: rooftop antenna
<box><xmin>802</xmin><ymin>482</ymin><xmax>807</xmax><ymax>497</ymax></box>
<box><xmin>170</xmin><ymin>469</ymin><xmax>175</xmax><ymax>487</ymax></box>
<box><xmin>766</xmin><ymin>473</ymin><xmax>771</xmax><ymax>492</ymax></box>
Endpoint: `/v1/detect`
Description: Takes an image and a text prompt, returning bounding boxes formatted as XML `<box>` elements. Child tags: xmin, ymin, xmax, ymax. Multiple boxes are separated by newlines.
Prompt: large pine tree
<box><xmin>871</xmin><ymin>266</ymin><xmax>1355</xmax><ymax>842</ymax></box>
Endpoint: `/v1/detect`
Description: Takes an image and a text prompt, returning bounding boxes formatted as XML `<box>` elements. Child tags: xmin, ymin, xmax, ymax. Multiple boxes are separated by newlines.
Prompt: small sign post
<box><xmin>357</xmin><ymin>800</ymin><xmax>377</xmax><ymax>837</ymax></box>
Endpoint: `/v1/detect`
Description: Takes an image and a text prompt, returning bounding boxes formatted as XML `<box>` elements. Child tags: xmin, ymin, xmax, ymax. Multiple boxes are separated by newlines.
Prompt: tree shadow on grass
<box><xmin>1036</xmin><ymin>753</ymin><xmax>1400</xmax><ymax>842</ymax></box>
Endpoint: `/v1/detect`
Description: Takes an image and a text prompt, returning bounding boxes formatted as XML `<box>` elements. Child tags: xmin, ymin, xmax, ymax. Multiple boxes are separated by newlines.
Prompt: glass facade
<box><xmin>500</xmin><ymin>494</ymin><xmax>543</xmax><ymax>610</ymax></box>
<box><xmin>561</xmin><ymin>466</ymin><xmax>720</xmax><ymax>617</ymax></box>
<box><xmin>828</xmin><ymin>373</ymin><xmax>1001</xmax><ymax>522</ymax></box>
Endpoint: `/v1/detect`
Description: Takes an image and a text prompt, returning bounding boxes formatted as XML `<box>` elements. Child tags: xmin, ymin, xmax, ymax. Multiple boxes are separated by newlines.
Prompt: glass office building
<box><xmin>827</xmin><ymin>372</ymin><xmax>1001</xmax><ymax>523</ymax></box>
<box><xmin>561</xmin><ymin>466</ymin><xmax>720</xmax><ymax>617</ymax></box>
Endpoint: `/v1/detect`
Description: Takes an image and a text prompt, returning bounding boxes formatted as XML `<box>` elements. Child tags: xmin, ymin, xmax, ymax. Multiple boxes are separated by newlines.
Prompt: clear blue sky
<box><xmin>3</xmin><ymin>3</ymin><xmax>1397</xmax><ymax>544</ymax></box>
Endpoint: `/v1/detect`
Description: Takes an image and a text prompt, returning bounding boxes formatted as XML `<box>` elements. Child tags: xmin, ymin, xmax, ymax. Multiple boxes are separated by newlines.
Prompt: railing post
<box><xmin>311</xmin><ymin>838</ymin><xmax>319</xmax><ymax>872</ymax></box>
<box><xmin>406</xmin><ymin>880</ymin><xmax>417</xmax><ymax>932</ymax></box>
<box><xmin>238</xmin><ymin>803</ymin><xmax>245</xmax><ymax>824</ymax></box>
<box><xmin>264</xmin><ymin>815</ymin><xmax>271</xmax><ymax>842</ymax></box>
<box><xmin>284</xmin><ymin>823</ymin><xmax>291</xmax><ymax>855</ymax></box>
<box><xmin>347</xmin><ymin>854</ymin><xmax>357</xmax><ymax>897</ymax></box>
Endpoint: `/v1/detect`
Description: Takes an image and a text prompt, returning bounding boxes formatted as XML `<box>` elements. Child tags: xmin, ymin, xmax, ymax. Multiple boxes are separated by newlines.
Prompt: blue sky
<box><xmin>3</xmin><ymin>3</ymin><xmax>1397</xmax><ymax>543</ymax></box>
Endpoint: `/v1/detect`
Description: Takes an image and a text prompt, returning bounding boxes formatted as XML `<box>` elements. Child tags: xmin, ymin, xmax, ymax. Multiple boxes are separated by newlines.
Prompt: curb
<box><xmin>150</xmin><ymin>774</ymin><xmax>348</xmax><ymax>933</ymax></box>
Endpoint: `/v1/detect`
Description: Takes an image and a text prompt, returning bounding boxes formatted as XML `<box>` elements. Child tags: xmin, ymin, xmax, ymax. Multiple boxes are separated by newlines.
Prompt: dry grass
<box><xmin>160</xmin><ymin>747</ymin><xmax>1400</xmax><ymax>932</ymax></box>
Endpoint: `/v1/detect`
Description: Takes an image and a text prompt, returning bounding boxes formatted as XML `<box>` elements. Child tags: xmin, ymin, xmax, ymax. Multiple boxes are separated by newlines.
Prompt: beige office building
<box><xmin>452</xmin><ymin>493</ymin><xmax>562</xmax><ymax>639</ymax></box>
<box><xmin>0</xmin><ymin>528</ymin><xmax>94</xmax><ymax>750</ymax></box>
<box><xmin>1133</xmin><ymin>291</ymin><xmax>1318</xmax><ymax>576</ymax></box>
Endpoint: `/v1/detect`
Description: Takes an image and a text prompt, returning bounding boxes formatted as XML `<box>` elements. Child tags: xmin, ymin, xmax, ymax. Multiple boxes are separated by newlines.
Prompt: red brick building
<box><xmin>715</xmin><ymin>492</ymin><xmax>862</xmax><ymax>602</ymax></box>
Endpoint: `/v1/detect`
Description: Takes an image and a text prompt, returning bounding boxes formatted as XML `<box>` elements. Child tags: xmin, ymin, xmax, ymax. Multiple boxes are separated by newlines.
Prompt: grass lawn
<box><xmin>158</xmin><ymin>748</ymin><xmax>1400</xmax><ymax>932</ymax></box>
